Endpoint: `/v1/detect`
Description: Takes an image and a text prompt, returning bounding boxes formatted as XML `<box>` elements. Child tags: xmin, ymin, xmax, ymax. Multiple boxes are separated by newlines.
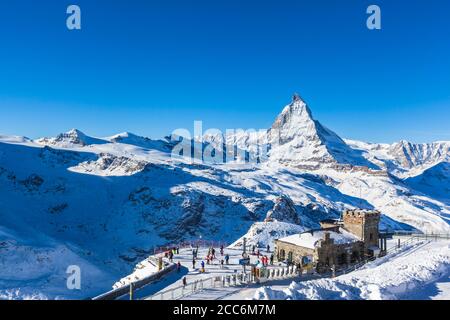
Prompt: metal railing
<box><xmin>339</xmin><ymin>236</ymin><xmax>426</xmax><ymax>275</ymax></box>
<box><xmin>408</xmin><ymin>233</ymin><xmax>450</xmax><ymax>241</ymax></box>
<box><xmin>148</xmin><ymin>272</ymin><xmax>251</xmax><ymax>300</ymax></box>
<box><xmin>389</xmin><ymin>232</ymin><xmax>450</xmax><ymax>240</ymax></box>
<box><xmin>92</xmin><ymin>263</ymin><xmax>177</xmax><ymax>300</ymax></box>
<box><xmin>153</xmin><ymin>240</ymin><xmax>228</xmax><ymax>255</ymax></box>
<box><xmin>147</xmin><ymin>265</ymin><xmax>301</xmax><ymax>300</ymax></box>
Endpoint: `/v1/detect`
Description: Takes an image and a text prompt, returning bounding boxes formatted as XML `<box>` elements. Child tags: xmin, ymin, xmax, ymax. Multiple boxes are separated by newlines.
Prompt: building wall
<box><xmin>274</xmin><ymin>210</ymin><xmax>382</xmax><ymax>273</ymax></box>
<box><xmin>275</xmin><ymin>240</ymin><xmax>316</xmax><ymax>264</ymax></box>
<box><xmin>275</xmin><ymin>236</ymin><xmax>365</xmax><ymax>273</ymax></box>
<box><xmin>316</xmin><ymin>239</ymin><xmax>364</xmax><ymax>272</ymax></box>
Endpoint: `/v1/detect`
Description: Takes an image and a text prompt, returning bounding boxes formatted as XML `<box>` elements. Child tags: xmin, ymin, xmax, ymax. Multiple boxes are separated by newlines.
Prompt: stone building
<box><xmin>275</xmin><ymin>209</ymin><xmax>382</xmax><ymax>273</ymax></box>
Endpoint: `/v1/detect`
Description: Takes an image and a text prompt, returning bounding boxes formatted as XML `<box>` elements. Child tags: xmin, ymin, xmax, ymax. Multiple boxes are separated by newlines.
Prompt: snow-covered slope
<box><xmin>229</xmin><ymin>221</ymin><xmax>306</xmax><ymax>251</ymax></box>
<box><xmin>404</xmin><ymin>162</ymin><xmax>450</xmax><ymax>204</ymax></box>
<box><xmin>107</xmin><ymin>132</ymin><xmax>171</xmax><ymax>153</ymax></box>
<box><xmin>0</xmin><ymin>94</ymin><xmax>449</xmax><ymax>299</ymax></box>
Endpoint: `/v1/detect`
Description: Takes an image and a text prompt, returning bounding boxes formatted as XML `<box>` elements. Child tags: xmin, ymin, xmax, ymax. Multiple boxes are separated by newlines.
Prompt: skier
<box><xmin>177</xmin><ymin>261</ymin><xmax>181</xmax><ymax>273</ymax></box>
<box><xmin>267</xmin><ymin>244</ymin><xmax>270</xmax><ymax>253</ymax></box>
<box><xmin>225</xmin><ymin>254</ymin><xmax>230</xmax><ymax>265</ymax></box>
<box><xmin>176</xmin><ymin>247</ymin><xmax>179</xmax><ymax>254</ymax></box>
<box><xmin>252</xmin><ymin>245</ymin><xmax>256</xmax><ymax>254</ymax></box>
<box><xmin>220</xmin><ymin>245</ymin><xmax>224</xmax><ymax>256</ymax></box>
<box><xmin>270</xmin><ymin>254</ymin><xmax>274</xmax><ymax>265</ymax></box>
<box><xmin>182</xmin><ymin>277</ymin><xmax>187</xmax><ymax>288</ymax></box>
<box><xmin>169</xmin><ymin>251</ymin><xmax>174</xmax><ymax>263</ymax></box>
<box><xmin>220</xmin><ymin>259</ymin><xmax>224</xmax><ymax>269</ymax></box>
<box><xmin>211</xmin><ymin>248</ymin><xmax>216</xmax><ymax>259</ymax></box>
<box><xmin>201</xmin><ymin>260</ymin><xmax>205</xmax><ymax>273</ymax></box>
<box><xmin>192</xmin><ymin>258</ymin><xmax>196</xmax><ymax>269</ymax></box>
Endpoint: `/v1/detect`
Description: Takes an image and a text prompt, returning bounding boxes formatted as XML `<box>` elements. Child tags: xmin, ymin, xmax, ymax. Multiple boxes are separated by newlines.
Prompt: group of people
<box><xmin>258</xmin><ymin>254</ymin><xmax>274</xmax><ymax>266</ymax></box>
<box><xmin>164</xmin><ymin>246</ymin><xmax>180</xmax><ymax>263</ymax></box>
<box><xmin>190</xmin><ymin>245</ymin><xmax>232</xmax><ymax>273</ymax></box>
<box><xmin>178</xmin><ymin>243</ymin><xmax>278</xmax><ymax>289</ymax></box>
<box><xmin>206</xmin><ymin>247</ymin><xmax>216</xmax><ymax>263</ymax></box>
<box><xmin>250</xmin><ymin>244</ymin><xmax>274</xmax><ymax>267</ymax></box>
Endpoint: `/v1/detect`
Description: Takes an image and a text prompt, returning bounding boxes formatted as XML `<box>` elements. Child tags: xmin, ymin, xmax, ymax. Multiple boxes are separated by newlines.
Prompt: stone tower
<box><xmin>342</xmin><ymin>209</ymin><xmax>380</xmax><ymax>250</ymax></box>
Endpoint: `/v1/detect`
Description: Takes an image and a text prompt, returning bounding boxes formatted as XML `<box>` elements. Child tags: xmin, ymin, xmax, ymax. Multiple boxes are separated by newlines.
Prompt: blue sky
<box><xmin>0</xmin><ymin>0</ymin><xmax>449</xmax><ymax>143</ymax></box>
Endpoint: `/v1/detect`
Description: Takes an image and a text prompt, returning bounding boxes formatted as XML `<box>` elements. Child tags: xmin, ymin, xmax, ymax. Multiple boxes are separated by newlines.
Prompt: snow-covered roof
<box><xmin>277</xmin><ymin>229</ymin><xmax>360</xmax><ymax>249</ymax></box>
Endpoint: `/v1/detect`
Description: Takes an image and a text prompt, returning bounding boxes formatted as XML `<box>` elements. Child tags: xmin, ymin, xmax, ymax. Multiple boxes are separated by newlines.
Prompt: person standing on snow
<box><xmin>201</xmin><ymin>260</ymin><xmax>205</xmax><ymax>273</ymax></box>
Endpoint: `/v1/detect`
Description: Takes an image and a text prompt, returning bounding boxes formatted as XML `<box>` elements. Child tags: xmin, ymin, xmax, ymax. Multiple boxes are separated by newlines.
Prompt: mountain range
<box><xmin>0</xmin><ymin>94</ymin><xmax>448</xmax><ymax>299</ymax></box>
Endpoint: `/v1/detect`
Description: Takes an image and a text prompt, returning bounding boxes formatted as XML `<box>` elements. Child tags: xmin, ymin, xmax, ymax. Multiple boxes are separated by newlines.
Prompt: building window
<box><xmin>288</xmin><ymin>252</ymin><xmax>293</xmax><ymax>264</ymax></box>
<box><xmin>279</xmin><ymin>249</ymin><xmax>285</xmax><ymax>261</ymax></box>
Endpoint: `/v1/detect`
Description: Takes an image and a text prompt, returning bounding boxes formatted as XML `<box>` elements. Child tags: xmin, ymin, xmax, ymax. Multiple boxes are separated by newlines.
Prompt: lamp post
<box><xmin>129</xmin><ymin>282</ymin><xmax>134</xmax><ymax>300</ymax></box>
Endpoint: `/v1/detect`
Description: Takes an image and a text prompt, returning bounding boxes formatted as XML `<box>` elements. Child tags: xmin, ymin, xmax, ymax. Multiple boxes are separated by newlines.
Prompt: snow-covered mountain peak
<box><xmin>281</xmin><ymin>93</ymin><xmax>311</xmax><ymax>116</ymax></box>
<box><xmin>109</xmin><ymin>131</ymin><xmax>142</xmax><ymax>142</ymax></box>
<box><xmin>108</xmin><ymin>131</ymin><xmax>171</xmax><ymax>152</ymax></box>
<box><xmin>268</xmin><ymin>95</ymin><xmax>377</xmax><ymax>169</ymax></box>
<box><xmin>35</xmin><ymin>129</ymin><xmax>107</xmax><ymax>148</ymax></box>
<box><xmin>270</xmin><ymin>94</ymin><xmax>315</xmax><ymax>143</ymax></box>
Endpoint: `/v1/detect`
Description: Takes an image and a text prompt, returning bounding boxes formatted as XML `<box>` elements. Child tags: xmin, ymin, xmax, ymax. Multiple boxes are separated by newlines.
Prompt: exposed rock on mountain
<box><xmin>266</xmin><ymin>195</ymin><xmax>299</xmax><ymax>224</ymax></box>
<box><xmin>388</xmin><ymin>140</ymin><xmax>449</xmax><ymax>169</ymax></box>
<box><xmin>71</xmin><ymin>153</ymin><xmax>148</xmax><ymax>176</ymax></box>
